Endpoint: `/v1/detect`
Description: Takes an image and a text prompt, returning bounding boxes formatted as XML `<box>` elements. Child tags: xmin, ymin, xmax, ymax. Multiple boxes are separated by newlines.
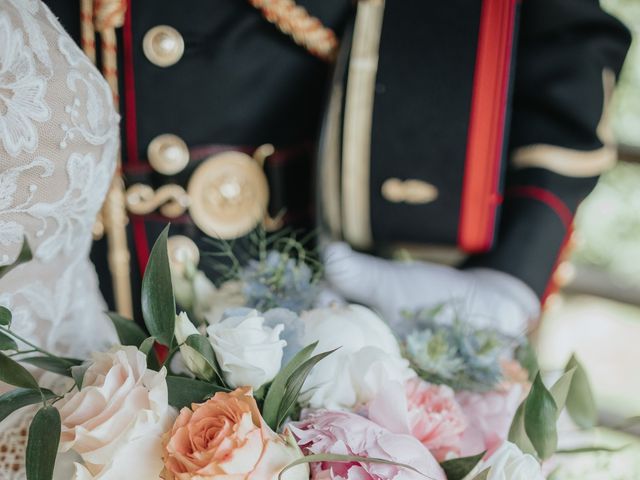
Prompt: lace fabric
<box><xmin>0</xmin><ymin>0</ymin><xmax>119</xmax><ymax>476</ymax></box>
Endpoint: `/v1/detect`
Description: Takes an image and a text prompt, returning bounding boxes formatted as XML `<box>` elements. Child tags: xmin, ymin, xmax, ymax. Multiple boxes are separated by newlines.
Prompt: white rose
<box><xmin>57</xmin><ymin>346</ymin><xmax>176</xmax><ymax>479</ymax></box>
<box><xmin>299</xmin><ymin>304</ymin><xmax>415</xmax><ymax>410</ymax></box>
<box><xmin>174</xmin><ymin>311</ymin><xmax>215</xmax><ymax>381</ymax></box>
<box><xmin>206</xmin><ymin>309</ymin><xmax>286</xmax><ymax>389</ymax></box>
<box><xmin>464</xmin><ymin>442</ymin><xmax>544</xmax><ymax>480</ymax></box>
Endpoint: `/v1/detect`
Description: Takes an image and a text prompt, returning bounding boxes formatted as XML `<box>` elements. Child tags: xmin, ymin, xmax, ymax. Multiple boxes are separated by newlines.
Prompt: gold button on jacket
<box><xmin>143</xmin><ymin>25</ymin><xmax>185</xmax><ymax>67</ymax></box>
<box><xmin>147</xmin><ymin>134</ymin><xmax>190</xmax><ymax>175</ymax></box>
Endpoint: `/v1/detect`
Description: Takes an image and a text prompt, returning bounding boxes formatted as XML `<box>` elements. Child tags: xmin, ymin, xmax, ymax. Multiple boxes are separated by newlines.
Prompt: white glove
<box><xmin>323</xmin><ymin>242</ymin><xmax>541</xmax><ymax>337</ymax></box>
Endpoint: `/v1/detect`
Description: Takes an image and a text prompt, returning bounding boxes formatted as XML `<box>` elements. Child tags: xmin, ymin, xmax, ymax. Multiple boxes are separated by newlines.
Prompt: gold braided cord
<box><xmin>81</xmin><ymin>0</ymin><xmax>133</xmax><ymax>318</ymax></box>
<box><xmin>248</xmin><ymin>0</ymin><xmax>339</xmax><ymax>62</ymax></box>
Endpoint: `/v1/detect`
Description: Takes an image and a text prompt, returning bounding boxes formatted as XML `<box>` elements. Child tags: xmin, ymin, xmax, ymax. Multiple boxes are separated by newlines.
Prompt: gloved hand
<box><xmin>323</xmin><ymin>242</ymin><xmax>541</xmax><ymax>337</ymax></box>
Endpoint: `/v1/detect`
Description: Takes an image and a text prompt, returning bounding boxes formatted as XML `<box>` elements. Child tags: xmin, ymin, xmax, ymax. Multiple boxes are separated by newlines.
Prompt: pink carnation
<box><xmin>290</xmin><ymin>410</ymin><xmax>445</xmax><ymax>480</ymax></box>
<box><xmin>405</xmin><ymin>378</ymin><xmax>467</xmax><ymax>461</ymax></box>
<box><xmin>456</xmin><ymin>382</ymin><xmax>525</xmax><ymax>457</ymax></box>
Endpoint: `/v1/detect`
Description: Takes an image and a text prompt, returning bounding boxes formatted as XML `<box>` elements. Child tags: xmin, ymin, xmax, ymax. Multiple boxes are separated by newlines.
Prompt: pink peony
<box><xmin>290</xmin><ymin>410</ymin><xmax>445</xmax><ymax>480</ymax></box>
<box><xmin>405</xmin><ymin>378</ymin><xmax>467</xmax><ymax>461</ymax></box>
<box><xmin>456</xmin><ymin>383</ymin><xmax>525</xmax><ymax>457</ymax></box>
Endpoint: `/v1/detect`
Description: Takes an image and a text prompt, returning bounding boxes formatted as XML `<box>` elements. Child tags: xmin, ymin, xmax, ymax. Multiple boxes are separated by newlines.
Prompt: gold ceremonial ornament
<box><xmin>167</xmin><ymin>235</ymin><xmax>200</xmax><ymax>276</ymax></box>
<box><xmin>143</xmin><ymin>25</ymin><xmax>185</xmax><ymax>67</ymax></box>
<box><xmin>147</xmin><ymin>134</ymin><xmax>190</xmax><ymax>175</ymax></box>
<box><xmin>187</xmin><ymin>150</ymin><xmax>270</xmax><ymax>239</ymax></box>
<box><xmin>126</xmin><ymin>184</ymin><xmax>190</xmax><ymax>218</ymax></box>
<box><xmin>381</xmin><ymin>178</ymin><xmax>439</xmax><ymax>204</ymax></box>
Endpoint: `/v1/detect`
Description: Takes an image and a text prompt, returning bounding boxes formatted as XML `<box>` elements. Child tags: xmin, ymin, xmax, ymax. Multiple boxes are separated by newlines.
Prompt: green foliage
<box><xmin>185</xmin><ymin>334</ymin><xmax>224</xmax><ymax>384</ymax></box>
<box><xmin>141</xmin><ymin>226</ymin><xmax>176</xmax><ymax>346</ymax></box>
<box><xmin>524</xmin><ymin>373</ymin><xmax>559</xmax><ymax>460</ymax></box>
<box><xmin>0</xmin><ymin>238</ymin><xmax>32</xmax><ymax>280</ymax></box>
<box><xmin>550</xmin><ymin>367</ymin><xmax>577</xmax><ymax>419</ymax></box>
<box><xmin>21</xmin><ymin>356</ymin><xmax>83</xmax><ymax>377</ymax></box>
<box><xmin>262</xmin><ymin>342</ymin><xmax>335</xmax><ymax>431</ymax></box>
<box><xmin>0</xmin><ymin>389</ymin><xmax>56</xmax><ymax>423</ymax></box>
<box><xmin>472</xmin><ymin>469</ymin><xmax>491</xmax><ymax>480</ymax></box>
<box><xmin>107</xmin><ymin>312</ymin><xmax>147</xmax><ymax>347</ymax></box>
<box><xmin>0</xmin><ymin>307</ymin><xmax>11</xmax><ymax>326</ymax></box>
<box><xmin>440</xmin><ymin>452</ymin><xmax>485</xmax><ymax>480</ymax></box>
<box><xmin>0</xmin><ymin>352</ymin><xmax>39</xmax><ymax>390</ymax></box>
<box><xmin>0</xmin><ymin>331</ymin><xmax>18</xmax><ymax>351</ymax></box>
<box><xmin>565</xmin><ymin>355</ymin><xmax>598</xmax><ymax>429</ymax></box>
<box><xmin>508</xmin><ymin>401</ymin><xmax>538</xmax><ymax>457</ymax></box>
<box><xmin>26</xmin><ymin>406</ymin><xmax>61</xmax><ymax>480</ymax></box>
<box><xmin>71</xmin><ymin>364</ymin><xmax>89</xmax><ymax>390</ymax></box>
<box><xmin>166</xmin><ymin>376</ymin><xmax>230</xmax><ymax>409</ymax></box>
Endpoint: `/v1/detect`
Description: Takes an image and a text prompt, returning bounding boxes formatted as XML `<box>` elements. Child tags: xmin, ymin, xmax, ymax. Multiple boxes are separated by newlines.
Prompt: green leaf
<box><xmin>185</xmin><ymin>334</ymin><xmax>224</xmax><ymax>384</ymax></box>
<box><xmin>21</xmin><ymin>356</ymin><xmax>83</xmax><ymax>377</ymax></box>
<box><xmin>550</xmin><ymin>367</ymin><xmax>576</xmax><ymax>418</ymax></box>
<box><xmin>565</xmin><ymin>355</ymin><xmax>597</xmax><ymax>429</ymax></box>
<box><xmin>71</xmin><ymin>363</ymin><xmax>90</xmax><ymax>390</ymax></box>
<box><xmin>0</xmin><ymin>388</ymin><xmax>56</xmax><ymax>423</ymax></box>
<box><xmin>508</xmin><ymin>401</ymin><xmax>537</xmax><ymax>457</ymax></box>
<box><xmin>0</xmin><ymin>352</ymin><xmax>39</xmax><ymax>389</ymax></box>
<box><xmin>0</xmin><ymin>238</ymin><xmax>32</xmax><ymax>280</ymax></box>
<box><xmin>262</xmin><ymin>342</ymin><xmax>317</xmax><ymax>430</ymax></box>
<box><xmin>555</xmin><ymin>445</ymin><xmax>629</xmax><ymax>454</ymax></box>
<box><xmin>139</xmin><ymin>336</ymin><xmax>156</xmax><ymax>355</ymax></box>
<box><xmin>139</xmin><ymin>336</ymin><xmax>160</xmax><ymax>371</ymax></box>
<box><xmin>524</xmin><ymin>373</ymin><xmax>558</xmax><ymax>460</ymax></box>
<box><xmin>0</xmin><ymin>307</ymin><xmax>11</xmax><ymax>326</ymax></box>
<box><xmin>278</xmin><ymin>453</ymin><xmax>428</xmax><ymax>480</ymax></box>
<box><xmin>440</xmin><ymin>452</ymin><xmax>485</xmax><ymax>480</ymax></box>
<box><xmin>0</xmin><ymin>331</ymin><xmax>18</xmax><ymax>351</ymax></box>
<box><xmin>141</xmin><ymin>226</ymin><xmax>176</xmax><ymax>346</ymax></box>
<box><xmin>516</xmin><ymin>341</ymin><xmax>540</xmax><ymax>381</ymax></box>
<box><xmin>107</xmin><ymin>312</ymin><xmax>147</xmax><ymax>347</ymax></box>
<box><xmin>472</xmin><ymin>469</ymin><xmax>491</xmax><ymax>480</ymax></box>
<box><xmin>166</xmin><ymin>376</ymin><xmax>230</xmax><ymax>409</ymax></box>
<box><xmin>276</xmin><ymin>348</ymin><xmax>337</xmax><ymax>429</ymax></box>
<box><xmin>26</xmin><ymin>406</ymin><xmax>61</xmax><ymax>480</ymax></box>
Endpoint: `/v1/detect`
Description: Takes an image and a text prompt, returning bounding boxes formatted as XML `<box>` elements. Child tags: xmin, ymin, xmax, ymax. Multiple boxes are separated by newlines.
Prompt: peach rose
<box><xmin>162</xmin><ymin>388</ymin><xmax>308</xmax><ymax>480</ymax></box>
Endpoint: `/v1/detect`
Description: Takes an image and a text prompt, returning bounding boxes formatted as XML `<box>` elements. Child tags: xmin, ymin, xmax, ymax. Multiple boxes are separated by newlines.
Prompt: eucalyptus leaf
<box><xmin>0</xmin><ymin>388</ymin><xmax>56</xmax><ymax>423</ymax></box>
<box><xmin>276</xmin><ymin>349</ymin><xmax>337</xmax><ymax>429</ymax></box>
<box><xmin>166</xmin><ymin>376</ymin><xmax>230</xmax><ymax>409</ymax></box>
<box><xmin>0</xmin><ymin>331</ymin><xmax>18</xmax><ymax>351</ymax></box>
<box><xmin>26</xmin><ymin>406</ymin><xmax>61</xmax><ymax>480</ymax></box>
<box><xmin>524</xmin><ymin>373</ymin><xmax>558</xmax><ymax>460</ymax></box>
<box><xmin>0</xmin><ymin>352</ymin><xmax>39</xmax><ymax>390</ymax></box>
<box><xmin>185</xmin><ymin>334</ymin><xmax>224</xmax><ymax>384</ymax></box>
<box><xmin>107</xmin><ymin>312</ymin><xmax>147</xmax><ymax>347</ymax></box>
<box><xmin>550</xmin><ymin>367</ymin><xmax>576</xmax><ymax>418</ymax></box>
<box><xmin>262</xmin><ymin>342</ymin><xmax>317</xmax><ymax>430</ymax></box>
<box><xmin>141</xmin><ymin>226</ymin><xmax>176</xmax><ymax>346</ymax></box>
<box><xmin>139</xmin><ymin>336</ymin><xmax>161</xmax><ymax>371</ymax></box>
<box><xmin>508</xmin><ymin>401</ymin><xmax>537</xmax><ymax>457</ymax></box>
<box><xmin>0</xmin><ymin>306</ymin><xmax>11</xmax><ymax>326</ymax></box>
<box><xmin>71</xmin><ymin>363</ymin><xmax>90</xmax><ymax>390</ymax></box>
<box><xmin>278</xmin><ymin>453</ymin><xmax>431</xmax><ymax>480</ymax></box>
<box><xmin>565</xmin><ymin>355</ymin><xmax>597</xmax><ymax>429</ymax></box>
<box><xmin>440</xmin><ymin>452</ymin><xmax>485</xmax><ymax>480</ymax></box>
<box><xmin>21</xmin><ymin>356</ymin><xmax>83</xmax><ymax>377</ymax></box>
<box><xmin>0</xmin><ymin>238</ymin><xmax>32</xmax><ymax>280</ymax></box>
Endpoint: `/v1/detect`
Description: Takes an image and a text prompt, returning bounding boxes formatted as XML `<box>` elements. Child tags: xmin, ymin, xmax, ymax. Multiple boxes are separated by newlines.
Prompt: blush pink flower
<box><xmin>405</xmin><ymin>378</ymin><xmax>467</xmax><ymax>461</ymax></box>
<box><xmin>290</xmin><ymin>410</ymin><xmax>445</xmax><ymax>480</ymax></box>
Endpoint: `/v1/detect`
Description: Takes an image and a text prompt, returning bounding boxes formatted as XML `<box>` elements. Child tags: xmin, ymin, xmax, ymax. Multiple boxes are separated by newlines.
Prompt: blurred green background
<box><xmin>536</xmin><ymin>1</ymin><xmax>640</xmax><ymax>477</ymax></box>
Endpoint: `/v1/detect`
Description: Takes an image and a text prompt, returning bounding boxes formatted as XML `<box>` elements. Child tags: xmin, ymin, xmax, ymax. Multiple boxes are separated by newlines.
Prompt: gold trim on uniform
<box><xmin>341</xmin><ymin>0</ymin><xmax>385</xmax><ymax>249</ymax></box>
<box><xmin>126</xmin><ymin>184</ymin><xmax>190</xmax><ymax>217</ymax></box>
<box><xmin>187</xmin><ymin>151</ymin><xmax>269</xmax><ymax>239</ymax></box>
<box><xmin>381</xmin><ymin>178</ymin><xmax>439</xmax><ymax>204</ymax></box>
<box><xmin>147</xmin><ymin>134</ymin><xmax>190</xmax><ymax>175</ymax></box>
<box><xmin>143</xmin><ymin>25</ymin><xmax>185</xmax><ymax>67</ymax></box>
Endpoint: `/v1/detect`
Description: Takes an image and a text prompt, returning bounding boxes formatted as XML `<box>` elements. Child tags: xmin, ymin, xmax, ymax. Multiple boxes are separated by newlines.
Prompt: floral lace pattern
<box><xmin>0</xmin><ymin>0</ymin><xmax>119</xmax><ymax>399</ymax></box>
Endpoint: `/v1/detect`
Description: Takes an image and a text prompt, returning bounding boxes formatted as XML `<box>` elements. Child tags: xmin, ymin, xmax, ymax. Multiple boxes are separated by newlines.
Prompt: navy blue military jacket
<box><xmin>45</xmin><ymin>0</ymin><xmax>630</xmax><ymax>314</ymax></box>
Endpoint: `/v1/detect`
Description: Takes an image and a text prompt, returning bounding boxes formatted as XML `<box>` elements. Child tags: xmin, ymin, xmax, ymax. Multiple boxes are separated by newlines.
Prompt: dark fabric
<box><xmin>464</xmin><ymin>0</ymin><xmax>632</xmax><ymax>297</ymax></box>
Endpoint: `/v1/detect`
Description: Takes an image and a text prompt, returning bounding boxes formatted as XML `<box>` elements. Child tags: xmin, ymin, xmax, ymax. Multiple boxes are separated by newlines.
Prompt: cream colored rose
<box><xmin>464</xmin><ymin>442</ymin><xmax>544</xmax><ymax>480</ymax></box>
<box><xmin>206</xmin><ymin>309</ymin><xmax>286</xmax><ymax>389</ymax></box>
<box><xmin>162</xmin><ymin>388</ymin><xmax>308</xmax><ymax>480</ymax></box>
<box><xmin>58</xmin><ymin>346</ymin><xmax>175</xmax><ymax>479</ymax></box>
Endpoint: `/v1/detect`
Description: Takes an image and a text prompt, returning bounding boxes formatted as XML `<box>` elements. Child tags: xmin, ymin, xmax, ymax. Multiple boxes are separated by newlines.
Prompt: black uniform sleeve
<box><xmin>464</xmin><ymin>0</ymin><xmax>632</xmax><ymax>298</ymax></box>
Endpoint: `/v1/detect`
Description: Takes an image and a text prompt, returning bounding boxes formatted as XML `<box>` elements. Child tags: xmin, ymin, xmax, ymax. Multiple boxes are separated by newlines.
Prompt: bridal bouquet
<box><xmin>0</xmin><ymin>228</ymin><xmax>598</xmax><ymax>480</ymax></box>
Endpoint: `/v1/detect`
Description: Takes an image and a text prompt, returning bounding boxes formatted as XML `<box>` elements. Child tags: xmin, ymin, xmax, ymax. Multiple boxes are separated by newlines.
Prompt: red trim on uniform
<box><xmin>541</xmin><ymin>226</ymin><xmax>574</xmax><ymax>305</ymax></box>
<box><xmin>506</xmin><ymin>186</ymin><xmax>573</xmax><ymax>230</ymax></box>
<box><xmin>458</xmin><ymin>0</ymin><xmax>517</xmax><ymax>253</ymax></box>
<box><xmin>123</xmin><ymin>0</ymin><xmax>151</xmax><ymax>272</ymax></box>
